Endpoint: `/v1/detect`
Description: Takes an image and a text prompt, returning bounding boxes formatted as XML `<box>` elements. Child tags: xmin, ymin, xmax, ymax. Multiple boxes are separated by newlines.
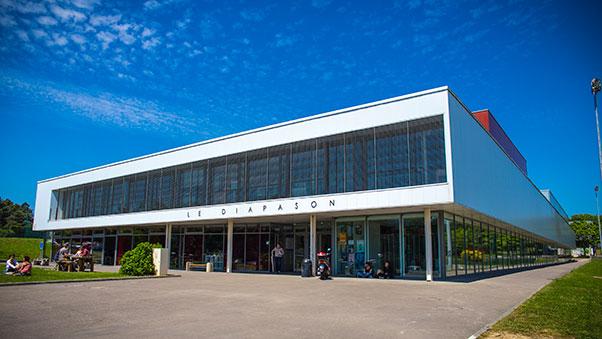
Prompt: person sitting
<box><xmin>5</xmin><ymin>254</ymin><xmax>18</xmax><ymax>274</ymax></box>
<box><xmin>376</xmin><ymin>260</ymin><xmax>393</xmax><ymax>279</ymax></box>
<box><xmin>57</xmin><ymin>243</ymin><xmax>70</xmax><ymax>260</ymax></box>
<box><xmin>72</xmin><ymin>244</ymin><xmax>91</xmax><ymax>271</ymax></box>
<box><xmin>356</xmin><ymin>262</ymin><xmax>374</xmax><ymax>278</ymax></box>
<box><xmin>13</xmin><ymin>256</ymin><xmax>32</xmax><ymax>276</ymax></box>
<box><xmin>57</xmin><ymin>243</ymin><xmax>71</xmax><ymax>271</ymax></box>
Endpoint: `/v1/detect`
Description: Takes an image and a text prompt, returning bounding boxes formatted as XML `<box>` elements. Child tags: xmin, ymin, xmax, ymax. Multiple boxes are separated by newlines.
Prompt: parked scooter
<box><xmin>316</xmin><ymin>249</ymin><xmax>332</xmax><ymax>280</ymax></box>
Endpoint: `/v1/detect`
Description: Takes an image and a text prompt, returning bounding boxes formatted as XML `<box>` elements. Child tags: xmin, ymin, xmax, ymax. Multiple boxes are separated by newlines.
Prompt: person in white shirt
<box><xmin>57</xmin><ymin>243</ymin><xmax>70</xmax><ymax>261</ymax></box>
<box><xmin>271</xmin><ymin>243</ymin><xmax>285</xmax><ymax>274</ymax></box>
<box><xmin>5</xmin><ymin>254</ymin><xmax>18</xmax><ymax>274</ymax></box>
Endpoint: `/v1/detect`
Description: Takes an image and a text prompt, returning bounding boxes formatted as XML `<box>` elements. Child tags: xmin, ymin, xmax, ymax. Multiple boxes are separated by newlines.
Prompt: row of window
<box><xmin>443</xmin><ymin>214</ymin><xmax>562</xmax><ymax>277</ymax></box>
<box><xmin>53</xmin><ymin>115</ymin><xmax>446</xmax><ymax>220</ymax></box>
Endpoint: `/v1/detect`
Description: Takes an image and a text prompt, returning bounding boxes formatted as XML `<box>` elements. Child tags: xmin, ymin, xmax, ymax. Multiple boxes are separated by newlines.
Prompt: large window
<box><xmin>316</xmin><ymin>135</ymin><xmax>345</xmax><ymax>194</ymax></box>
<box><xmin>226</xmin><ymin>154</ymin><xmax>246</xmax><ymax>203</ymax></box>
<box><xmin>375</xmin><ymin>122</ymin><xmax>409</xmax><ymax>189</ymax></box>
<box><xmin>291</xmin><ymin>141</ymin><xmax>315</xmax><ymax>197</ymax></box>
<box><xmin>246</xmin><ymin>150</ymin><xmax>267</xmax><ymax>201</ymax></box>
<box><xmin>208</xmin><ymin>158</ymin><xmax>226</xmax><ymax>205</ymax></box>
<box><xmin>191</xmin><ymin>161</ymin><xmax>208</xmax><ymax>207</ymax></box>
<box><xmin>409</xmin><ymin>116</ymin><xmax>446</xmax><ymax>185</ymax></box>
<box><xmin>345</xmin><ymin>129</ymin><xmax>375</xmax><ymax>192</ymax></box>
<box><xmin>147</xmin><ymin>170</ymin><xmax>161</xmax><ymax>210</ymax></box>
<box><xmin>175</xmin><ymin>165</ymin><xmax>192</xmax><ymax>208</ymax></box>
<box><xmin>53</xmin><ymin>115</ymin><xmax>447</xmax><ymax>220</ymax></box>
<box><xmin>128</xmin><ymin>174</ymin><xmax>147</xmax><ymax>212</ymax></box>
<box><xmin>267</xmin><ymin>145</ymin><xmax>290</xmax><ymax>199</ymax></box>
<box><xmin>160</xmin><ymin>168</ymin><xmax>175</xmax><ymax>210</ymax></box>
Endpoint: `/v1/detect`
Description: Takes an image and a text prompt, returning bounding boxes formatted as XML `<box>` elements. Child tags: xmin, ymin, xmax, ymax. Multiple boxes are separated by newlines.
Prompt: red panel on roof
<box><xmin>472</xmin><ymin>109</ymin><xmax>528</xmax><ymax>175</ymax></box>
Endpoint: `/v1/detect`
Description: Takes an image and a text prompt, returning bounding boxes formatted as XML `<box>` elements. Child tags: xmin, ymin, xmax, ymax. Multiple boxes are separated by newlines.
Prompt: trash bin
<box><xmin>301</xmin><ymin>259</ymin><xmax>312</xmax><ymax>277</ymax></box>
<box><xmin>206</xmin><ymin>262</ymin><xmax>214</xmax><ymax>272</ymax></box>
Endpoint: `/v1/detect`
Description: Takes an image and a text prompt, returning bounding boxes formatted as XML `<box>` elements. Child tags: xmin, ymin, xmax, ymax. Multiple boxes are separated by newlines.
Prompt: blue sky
<box><xmin>0</xmin><ymin>0</ymin><xmax>601</xmax><ymax>216</ymax></box>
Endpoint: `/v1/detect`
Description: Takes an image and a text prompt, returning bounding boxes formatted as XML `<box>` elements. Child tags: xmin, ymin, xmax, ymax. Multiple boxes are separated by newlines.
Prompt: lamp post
<box><xmin>594</xmin><ymin>185</ymin><xmax>602</xmax><ymax>256</ymax></box>
<box><xmin>592</xmin><ymin>78</ymin><xmax>602</xmax><ymax>255</ymax></box>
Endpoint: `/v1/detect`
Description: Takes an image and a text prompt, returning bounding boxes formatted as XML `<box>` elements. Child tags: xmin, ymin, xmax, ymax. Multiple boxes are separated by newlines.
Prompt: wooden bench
<box><xmin>185</xmin><ymin>262</ymin><xmax>207</xmax><ymax>271</ymax></box>
<box><xmin>56</xmin><ymin>259</ymin><xmax>74</xmax><ymax>272</ymax></box>
<box><xmin>75</xmin><ymin>256</ymin><xmax>94</xmax><ymax>272</ymax></box>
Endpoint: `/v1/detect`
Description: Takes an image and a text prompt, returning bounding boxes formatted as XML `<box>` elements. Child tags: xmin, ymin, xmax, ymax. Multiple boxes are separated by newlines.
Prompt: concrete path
<box><xmin>0</xmin><ymin>260</ymin><xmax>586</xmax><ymax>339</ymax></box>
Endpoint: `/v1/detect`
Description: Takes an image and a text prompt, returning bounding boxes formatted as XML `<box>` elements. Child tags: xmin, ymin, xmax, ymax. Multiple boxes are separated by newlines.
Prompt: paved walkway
<box><xmin>0</xmin><ymin>260</ymin><xmax>586</xmax><ymax>339</ymax></box>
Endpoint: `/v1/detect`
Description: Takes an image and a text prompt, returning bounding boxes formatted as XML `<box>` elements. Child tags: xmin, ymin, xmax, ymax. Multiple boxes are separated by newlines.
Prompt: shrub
<box><xmin>119</xmin><ymin>242</ymin><xmax>161</xmax><ymax>276</ymax></box>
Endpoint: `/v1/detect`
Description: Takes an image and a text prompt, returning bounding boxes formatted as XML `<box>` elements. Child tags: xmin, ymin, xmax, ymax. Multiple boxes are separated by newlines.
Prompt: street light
<box><xmin>592</xmin><ymin>78</ymin><xmax>602</xmax><ymax>255</ymax></box>
<box><xmin>594</xmin><ymin>185</ymin><xmax>602</xmax><ymax>256</ymax></box>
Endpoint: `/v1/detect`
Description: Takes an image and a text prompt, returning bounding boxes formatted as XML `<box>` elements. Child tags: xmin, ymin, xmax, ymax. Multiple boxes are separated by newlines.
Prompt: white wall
<box><xmin>448</xmin><ymin>92</ymin><xmax>575</xmax><ymax>248</ymax></box>
<box><xmin>34</xmin><ymin>87</ymin><xmax>452</xmax><ymax>230</ymax></box>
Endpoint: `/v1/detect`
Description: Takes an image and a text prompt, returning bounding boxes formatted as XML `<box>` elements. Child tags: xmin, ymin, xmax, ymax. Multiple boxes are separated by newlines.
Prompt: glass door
<box><xmin>367</xmin><ymin>216</ymin><xmax>401</xmax><ymax>276</ymax></box>
<box><xmin>402</xmin><ymin>213</ymin><xmax>440</xmax><ymax>277</ymax></box>
<box><xmin>294</xmin><ymin>224</ymin><xmax>308</xmax><ymax>272</ymax></box>
<box><xmin>335</xmin><ymin>218</ymin><xmax>365</xmax><ymax>276</ymax></box>
<box><xmin>403</xmin><ymin>214</ymin><xmax>425</xmax><ymax>276</ymax></box>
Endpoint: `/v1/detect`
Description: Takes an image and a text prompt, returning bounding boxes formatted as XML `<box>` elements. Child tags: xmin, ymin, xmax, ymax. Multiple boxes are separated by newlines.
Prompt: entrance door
<box><xmin>367</xmin><ymin>216</ymin><xmax>401</xmax><ymax>276</ymax></box>
<box><xmin>335</xmin><ymin>218</ymin><xmax>365</xmax><ymax>276</ymax></box>
<box><xmin>294</xmin><ymin>224</ymin><xmax>308</xmax><ymax>272</ymax></box>
<box><xmin>402</xmin><ymin>213</ymin><xmax>439</xmax><ymax>277</ymax></box>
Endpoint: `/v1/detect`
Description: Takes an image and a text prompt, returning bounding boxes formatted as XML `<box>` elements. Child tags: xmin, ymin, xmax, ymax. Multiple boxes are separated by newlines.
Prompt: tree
<box><xmin>569</xmin><ymin>214</ymin><xmax>601</xmax><ymax>248</ymax></box>
<box><xmin>0</xmin><ymin>197</ymin><xmax>34</xmax><ymax>237</ymax></box>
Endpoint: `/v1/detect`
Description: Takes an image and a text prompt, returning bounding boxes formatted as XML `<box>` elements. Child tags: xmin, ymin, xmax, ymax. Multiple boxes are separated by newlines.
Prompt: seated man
<box><xmin>56</xmin><ymin>243</ymin><xmax>71</xmax><ymax>271</ymax></box>
<box><xmin>14</xmin><ymin>256</ymin><xmax>32</xmax><ymax>276</ymax></box>
<box><xmin>5</xmin><ymin>254</ymin><xmax>18</xmax><ymax>274</ymax></box>
<box><xmin>356</xmin><ymin>262</ymin><xmax>374</xmax><ymax>278</ymax></box>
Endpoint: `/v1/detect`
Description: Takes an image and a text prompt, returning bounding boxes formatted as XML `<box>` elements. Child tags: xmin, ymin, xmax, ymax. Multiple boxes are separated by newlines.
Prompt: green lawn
<box><xmin>0</xmin><ymin>264</ymin><xmax>124</xmax><ymax>284</ymax></box>
<box><xmin>488</xmin><ymin>260</ymin><xmax>602</xmax><ymax>339</ymax></box>
<box><xmin>0</xmin><ymin>237</ymin><xmax>51</xmax><ymax>259</ymax></box>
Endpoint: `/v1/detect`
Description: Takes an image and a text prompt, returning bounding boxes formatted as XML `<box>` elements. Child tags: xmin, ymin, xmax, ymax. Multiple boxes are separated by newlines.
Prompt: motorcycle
<box><xmin>316</xmin><ymin>249</ymin><xmax>332</xmax><ymax>280</ymax></box>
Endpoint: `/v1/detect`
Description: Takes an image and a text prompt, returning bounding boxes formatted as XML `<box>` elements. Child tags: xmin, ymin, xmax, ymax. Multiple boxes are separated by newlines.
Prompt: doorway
<box><xmin>367</xmin><ymin>216</ymin><xmax>401</xmax><ymax>276</ymax></box>
<box><xmin>402</xmin><ymin>213</ymin><xmax>439</xmax><ymax>277</ymax></box>
<box><xmin>335</xmin><ymin>218</ymin><xmax>366</xmax><ymax>276</ymax></box>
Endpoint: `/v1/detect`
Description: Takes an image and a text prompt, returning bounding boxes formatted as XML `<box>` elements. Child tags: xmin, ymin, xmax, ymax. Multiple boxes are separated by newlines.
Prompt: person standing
<box><xmin>271</xmin><ymin>242</ymin><xmax>284</xmax><ymax>274</ymax></box>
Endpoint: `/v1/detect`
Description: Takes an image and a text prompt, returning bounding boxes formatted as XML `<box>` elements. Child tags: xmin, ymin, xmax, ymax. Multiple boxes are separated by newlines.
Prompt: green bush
<box><xmin>119</xmin><ymin>242</ymin><xmax>161</xmax><ymax>276</ymax></box>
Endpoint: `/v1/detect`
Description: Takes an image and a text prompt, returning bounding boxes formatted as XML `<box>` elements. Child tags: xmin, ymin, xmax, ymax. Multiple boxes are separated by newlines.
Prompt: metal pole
<box><xmin>594</xmin><ymin>89</ymin><xmax>602</xmax><ymax>181</ymax></box>
<box><xmin>596</xmin><ymin>186</ymin><xmax>602</xmax><ymax>254</ymax></box>
<box><xmin>593</xmin><ymin>78</ymin><xmax>602</xmax><ymax>255</ymax></box>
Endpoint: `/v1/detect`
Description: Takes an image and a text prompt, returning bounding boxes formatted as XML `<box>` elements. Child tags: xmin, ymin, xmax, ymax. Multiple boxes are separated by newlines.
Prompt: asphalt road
<box><xmin>0</xmin><ymin>260</ymin><xmax>585</xmax><ymax>339</ymax></box>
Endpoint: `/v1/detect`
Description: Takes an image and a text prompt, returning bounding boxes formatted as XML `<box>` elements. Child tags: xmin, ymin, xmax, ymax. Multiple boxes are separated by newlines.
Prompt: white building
<box><xmin>34</xmin><ymin>86</ymin><xmax>575</xmax><ymax>280</ymax></box>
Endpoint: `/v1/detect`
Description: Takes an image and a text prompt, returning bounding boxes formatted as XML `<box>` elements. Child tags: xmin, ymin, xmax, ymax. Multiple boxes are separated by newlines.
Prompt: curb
<box><xmin>466</xmin><ymin>259</ymin><xmax>586</xmax><ymax>339</ymax></box>
<box><xmin>0</xmin><ymin>274</ymin><xmax>180</xmax><ymax>287</ymax></box>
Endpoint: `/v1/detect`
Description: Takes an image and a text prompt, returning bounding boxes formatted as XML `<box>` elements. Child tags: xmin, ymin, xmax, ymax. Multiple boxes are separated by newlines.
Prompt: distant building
<box><xmin>34</xmin><ymin>87</ymin><xmax>575</xmax><ymax>280</ymax></box>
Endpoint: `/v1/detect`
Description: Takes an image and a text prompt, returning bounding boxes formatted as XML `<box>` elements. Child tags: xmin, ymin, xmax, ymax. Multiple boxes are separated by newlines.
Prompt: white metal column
<box><xmin>424</xmin><ymin>208</ymin><xmax>433</xmax><ymax>282</ymax></box>
<box><xmin>310</xmin><ymin>214</ymin><xmax>317</xmax><ymax>275</ymax></box>
<box><xmin>226</xmin><ymin>220</ymin><xmax>233</xmax><ymax>273</ymax></box>
<box><xmin>165</xmin><ymin>224</ymin><xmax>172</xmax><ymax>253</ymax></box>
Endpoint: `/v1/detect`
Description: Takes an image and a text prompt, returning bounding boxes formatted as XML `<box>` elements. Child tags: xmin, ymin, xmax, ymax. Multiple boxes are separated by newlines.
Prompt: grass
<box><xmin>486</xmin><ymin>260</ymin><xmax>602</xmax><ymax>339</ymax></box>
<box><xmin>0</xmin><ymin>264</ymin><xmax>125</xmax><ymax>284</ymax></box>
<box><xmin>0</xmin><ymin>237</ymin><xmax>51</xmax><ymax>260</ymax></box>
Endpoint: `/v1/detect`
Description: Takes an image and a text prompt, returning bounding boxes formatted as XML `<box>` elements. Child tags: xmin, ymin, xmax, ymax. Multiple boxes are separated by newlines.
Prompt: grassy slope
<box><xmin>490</xmin><ymin>260</ymin><xmax>602</xmax><ymax>339</ymax></box>
<box><xmin>0</xmin><ymin>264</ymin><xmax>124</xmax><ymax>284</ymax></box>
<box><xmin>0</xmin><ymin>237</ymin><xmax>51</xmax><ymax>260</ymax></box>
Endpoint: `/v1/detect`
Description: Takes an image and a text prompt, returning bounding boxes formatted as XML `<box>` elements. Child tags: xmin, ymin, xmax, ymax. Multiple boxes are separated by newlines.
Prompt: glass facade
<box><xmin>52</xmin><ymin>115</ymin><xmax>447</xmax><ymax>221</ymax></box>
<box><xmin>442</xmin><ymin>212</ymin><xmax>565</xmax><ymax>278</ymax></box>
<box><xmin>51</xmin><ymin>210</ymin><xmax>566</xmax><ymax>278</ymax></box>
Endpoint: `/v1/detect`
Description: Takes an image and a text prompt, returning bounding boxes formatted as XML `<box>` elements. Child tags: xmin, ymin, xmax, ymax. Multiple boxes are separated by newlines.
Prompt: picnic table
<box><xmin>56</xmin><ymin>256</ymin><xmax>94</xmax><ymax>272</ymax></box>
